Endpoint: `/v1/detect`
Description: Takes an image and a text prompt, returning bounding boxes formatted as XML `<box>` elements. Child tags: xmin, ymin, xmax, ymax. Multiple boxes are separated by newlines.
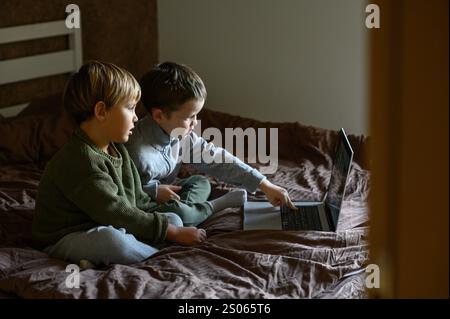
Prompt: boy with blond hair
<box><xmin>32</xmin><ymin>61</ymin><xmax>206</xmax><ymax>267</ymax></box>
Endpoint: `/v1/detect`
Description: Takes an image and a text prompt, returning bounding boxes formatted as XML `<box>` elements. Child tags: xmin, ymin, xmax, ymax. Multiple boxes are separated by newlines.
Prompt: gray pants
<box><xmin>44</xmin><ymin>212</ymin><xmax>183</xmax><ymax>266</ymax></box>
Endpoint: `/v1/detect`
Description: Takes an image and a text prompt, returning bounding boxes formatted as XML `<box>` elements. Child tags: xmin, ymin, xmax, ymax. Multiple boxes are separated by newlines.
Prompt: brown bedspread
<box><xmin>0</xmin><ymin>108</ymin><xmax>370</xmax><ymax>299</ymax></box>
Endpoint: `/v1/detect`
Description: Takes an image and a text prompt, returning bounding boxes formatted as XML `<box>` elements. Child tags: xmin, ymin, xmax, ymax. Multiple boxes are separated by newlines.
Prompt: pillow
<box><xmin>0</xmin><ymin>94</ymin><xmax>77</xmax><ymax>165</ymax></box>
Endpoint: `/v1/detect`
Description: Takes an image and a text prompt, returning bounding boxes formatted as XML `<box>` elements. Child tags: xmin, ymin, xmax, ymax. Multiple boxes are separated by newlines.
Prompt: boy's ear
<box><xmin>94</xmin><ymin>101</ymin><xmax>107</xmax><ymax>121</ymax></box>
<box><xmin>151</xmin><ymin>108</ymin><xmax>165</xmax><ymax>124</ymax></box>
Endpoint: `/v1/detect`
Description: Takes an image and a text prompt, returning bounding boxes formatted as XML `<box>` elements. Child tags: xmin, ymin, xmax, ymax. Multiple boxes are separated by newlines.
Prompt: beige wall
<box><xmin>157</xmin><ymin>0</ymin><xmax>368</xmax><ymax>135</ymax></box>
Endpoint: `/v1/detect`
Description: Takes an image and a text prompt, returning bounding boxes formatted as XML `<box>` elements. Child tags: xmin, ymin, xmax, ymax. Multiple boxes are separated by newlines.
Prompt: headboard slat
<box><xmin>0</xmin><ymin>50</ymin><xmax>75</xmax><ymax>85</ymax></box>
<box><xmin>0</xmin><ymin>18</ymin><xmax>83</xmax><ymax>117</ymax></box>
<box><xmin>0</xmin><ymin>21</ymin><xmax>72</xmax><ymax>45</ymax></box>
<box><xmin>0</xmin><ymin>103</ymin><xmax>28</xmax><ymax>118</ymax></box>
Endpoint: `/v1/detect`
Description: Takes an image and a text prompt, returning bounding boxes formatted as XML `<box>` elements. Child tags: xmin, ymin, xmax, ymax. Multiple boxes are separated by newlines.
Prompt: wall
<box><xmin>0</xmin><ymin>0</ymin><xmax>158</xmax><ymax>109</ymax></box>
<box><xmin>157</xmin><ymin>0</ymin><xmax>368</xmax><ymax>135</ymax></box>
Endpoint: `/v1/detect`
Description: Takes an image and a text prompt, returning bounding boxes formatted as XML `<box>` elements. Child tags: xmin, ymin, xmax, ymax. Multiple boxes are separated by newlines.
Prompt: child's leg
<box><xmin>150</xmin><ymin>175</ymin><xmax>213</xmax><ymax>226</ymax></box>
<box><xmin>163</xmin><ymin>211</ymin><xmax>184</xmax><ymax>227</ymax></box>
<box><xmin>175</xmin><ymin>175</ymin><xmax>247</xmax><ymax>212</ymax></box>
<box><xmin>206</xmin><ymin>188</ymin><xmax>247</xmax><ymax>213</ymax></box>
<box><xmin>44</xmin><ymin>226</ymin><xmax>159</xmax><ymax>266</ymax></box>
<box><xmin>153</xmin><ymin>200</ymin><xmax>212</xmax><ymax>227</ymax></box>
<box><xmin>175</xmin><ymin>175</ymin><xmax>212</xmax><ymax>203</ymax></box>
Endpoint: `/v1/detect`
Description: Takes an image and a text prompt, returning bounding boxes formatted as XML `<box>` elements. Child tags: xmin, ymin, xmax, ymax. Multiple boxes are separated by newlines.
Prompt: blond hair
<box><xmin>63</xmin><ymin>61</ymin><xmax>141</xmax><ymax>124</ymax></box>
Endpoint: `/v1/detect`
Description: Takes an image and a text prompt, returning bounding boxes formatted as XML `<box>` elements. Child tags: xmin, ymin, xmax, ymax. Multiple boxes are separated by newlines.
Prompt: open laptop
<box><xmin>243</xmin><ymin>128</ymin><xmax>353</xmax><ymax>232</ymax></box>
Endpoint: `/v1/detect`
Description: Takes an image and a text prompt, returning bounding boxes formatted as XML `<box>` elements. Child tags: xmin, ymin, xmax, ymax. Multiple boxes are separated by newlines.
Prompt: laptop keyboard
<box><xmin>280</xmin><ymin>205</ymin><xmax>322</xmax><ymax>230</ymax></box>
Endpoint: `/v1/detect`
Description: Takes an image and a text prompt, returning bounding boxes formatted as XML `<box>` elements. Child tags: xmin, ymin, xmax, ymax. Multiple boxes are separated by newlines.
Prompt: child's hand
<box><xmin>166</xmin><ymin>225</ymin><xmax>207</xmax><ymax>245</ymax></box>
<box><xmin>156</xmin><ymin>184</ymin><xmax>182</xmax><ymax>203</ymax></box>
<box><xmin>259</xmin><ymin>179</ymin><xmax>297</xmax><ymax>210</ymax></box>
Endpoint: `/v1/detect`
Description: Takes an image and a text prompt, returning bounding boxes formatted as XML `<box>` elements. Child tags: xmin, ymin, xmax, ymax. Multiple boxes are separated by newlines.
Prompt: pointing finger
<box><xmin>286</xmin><ymin>196</ymin><xmax>298</xmax><ymax>210</ymax></box>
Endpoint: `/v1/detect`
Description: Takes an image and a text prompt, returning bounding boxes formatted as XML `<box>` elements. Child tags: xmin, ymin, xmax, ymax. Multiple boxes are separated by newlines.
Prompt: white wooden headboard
<box><xmin>0</xmin><ymin>18</ymin><xmax>83</xmax><ymax>117</ymax></box>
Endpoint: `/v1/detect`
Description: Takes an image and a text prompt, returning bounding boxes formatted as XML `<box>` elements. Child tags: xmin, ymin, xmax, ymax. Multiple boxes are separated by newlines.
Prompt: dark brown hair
<box><xmin>139</xmin><ymin>62</ymin><xmax>206</xmax><ymax>115</ymax></box>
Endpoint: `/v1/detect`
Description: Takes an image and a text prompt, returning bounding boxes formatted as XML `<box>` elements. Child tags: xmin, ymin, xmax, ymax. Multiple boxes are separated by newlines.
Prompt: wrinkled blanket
<box><xmin>0</xmin><ymin>108</ymin><xmax>370</xmax><ymax>298</ymax></box>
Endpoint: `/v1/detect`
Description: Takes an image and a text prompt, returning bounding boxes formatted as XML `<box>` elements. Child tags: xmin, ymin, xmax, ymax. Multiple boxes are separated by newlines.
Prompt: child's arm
<box><xmin>142</xmin><ymin>181</ymin><xmax>159</xmax><ymax>200</ymax></box>
<box><xmin>64</xmin><ymin>172</ymin><xmax>168</xmax><ymax>244</ymax></box>
<box><xmin>185</xmin><ymin>132</ymin><xmax>266</xmax><ymax>193</ymax></box>
<box><xmin>186</xmin><ymin>133</ymin><xmax>296</xmax><ymax>208</ymax></box>
<box><xmin>259</xmin><ymin>179</ymin><xmax>297</xmax><ymax>210</ymax></box>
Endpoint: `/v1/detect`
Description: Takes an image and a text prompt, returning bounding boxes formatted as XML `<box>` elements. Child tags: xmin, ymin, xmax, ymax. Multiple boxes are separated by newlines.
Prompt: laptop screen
<box><xmin>325</xmin><ymin>129</ymin><xmax>354</xmax><ymax>229</ymax></box>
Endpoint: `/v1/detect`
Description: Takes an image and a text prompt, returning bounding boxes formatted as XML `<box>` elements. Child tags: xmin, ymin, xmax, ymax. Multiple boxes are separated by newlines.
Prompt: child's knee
<box><xmin>90</xmin><ymin>226</ymin><xmax>128</xmax><ymax>250</ymax></box>
<box><xmin>186</xmin><ymin>175</ymin><xmax>211</xmax><ymax>193</ymax></box>
<box><xmin>162</xmin><ymin>205</ymin><xmax>189</xmax><ymax>224</ymax></box>
<box><xmin>89</xmin><ymin>226</ymin><xmax>155</xmax><ymax>264</ymax></box>
<box><xmin>162</xmin><ymin>212</ymin><xmax>184</xmax><ymax>227</ymax></box>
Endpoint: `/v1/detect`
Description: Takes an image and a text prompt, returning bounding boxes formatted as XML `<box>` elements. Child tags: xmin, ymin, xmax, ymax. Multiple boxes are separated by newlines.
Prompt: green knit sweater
<box><xmin>32</xmin><ymin>128</ymin><xmax>168</xmax><ymax>250</ymax></box>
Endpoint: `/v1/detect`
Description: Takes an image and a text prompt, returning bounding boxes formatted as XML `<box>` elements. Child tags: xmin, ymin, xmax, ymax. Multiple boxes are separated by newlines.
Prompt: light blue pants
<box><xmin>44</xmin><ymin>212</ymin><xmax>183</xmax><ymax>266</ymax></box>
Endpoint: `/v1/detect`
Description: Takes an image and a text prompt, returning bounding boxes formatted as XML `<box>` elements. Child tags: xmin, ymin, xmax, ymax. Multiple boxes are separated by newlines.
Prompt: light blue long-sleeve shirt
<box><xmin>125</xmin><ymin>115</ymin><xmax>266</xmax><ymax>199</ymax></box>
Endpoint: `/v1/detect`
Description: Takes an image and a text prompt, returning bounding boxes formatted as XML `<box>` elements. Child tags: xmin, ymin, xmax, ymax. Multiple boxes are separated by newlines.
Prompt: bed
<box><xmin>0</xmin><ymin>97</ymin><xmax>371</xmax><ymax>298</ymax></box>
<box><xmin>0</xmin><ymin>18</ymin><xmax>371</xmax><ymax>299</ymax></box>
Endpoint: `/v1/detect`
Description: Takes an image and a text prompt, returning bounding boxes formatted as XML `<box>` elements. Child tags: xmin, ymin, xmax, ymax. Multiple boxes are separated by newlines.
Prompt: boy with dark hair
<box><xmin>126</xmin><ymin>62</ymin><xmax>296</xmax><ymax>227</ymax></box>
